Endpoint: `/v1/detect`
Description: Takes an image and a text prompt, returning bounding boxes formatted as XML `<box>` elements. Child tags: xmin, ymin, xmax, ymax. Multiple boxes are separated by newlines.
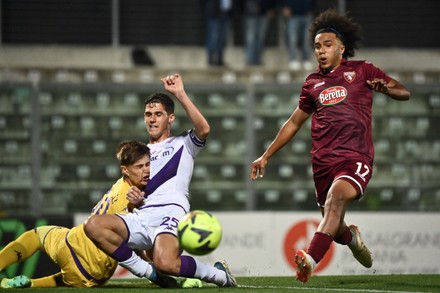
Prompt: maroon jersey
<box><xmin>298</xmin><ymin>59</ymin><xmax>392</xmax><ymax>165</ymax></box>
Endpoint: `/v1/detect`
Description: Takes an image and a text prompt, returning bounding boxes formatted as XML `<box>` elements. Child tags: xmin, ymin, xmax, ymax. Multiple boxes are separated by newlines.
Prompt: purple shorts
<box><xmin>312</xmin><ymin>156</ymin><xmax>373</xmax><ymax>207</ymax></box>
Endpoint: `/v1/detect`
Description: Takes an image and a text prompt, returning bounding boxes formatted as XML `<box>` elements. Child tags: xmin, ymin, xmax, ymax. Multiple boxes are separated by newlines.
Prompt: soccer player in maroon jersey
<box><xmin>250</xmin><ymin>8</ymin><xmax>410</xmax><ymax>283</ymax></box>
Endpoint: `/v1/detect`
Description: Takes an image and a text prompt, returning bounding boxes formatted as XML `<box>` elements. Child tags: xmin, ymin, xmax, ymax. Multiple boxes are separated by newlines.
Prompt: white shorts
<box><xmin>117</xmin><ymin>204</ymin><xmax>187</xmax><ymax>251</ymax></box>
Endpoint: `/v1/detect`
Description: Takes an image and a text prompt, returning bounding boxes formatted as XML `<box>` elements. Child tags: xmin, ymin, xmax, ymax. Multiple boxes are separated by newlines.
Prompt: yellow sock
<box><xmin>31</xmin><ymin>272</ymin><xmax>62</xmax><ymax>287</ymax></box>
<box><xmin>0</xmin><ymin>230</ymin><xmax>40</xmax><ymax>270</ymax></box>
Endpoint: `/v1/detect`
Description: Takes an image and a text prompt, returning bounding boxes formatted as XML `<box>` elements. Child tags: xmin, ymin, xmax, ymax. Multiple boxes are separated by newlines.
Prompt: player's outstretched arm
<box><xmin>251</xmin><ymin>106</ymin><xmax>309</xmax><ymax>180</ymax></box>
<box><xmin>161</xmin><ymin>73</ymin><xmax>210</xmax><ymax>140</ymax></box>
<box><xmin>367</xmin><ymin>78</ymin><xmax>410</xmax><ymax>101</ymax></box>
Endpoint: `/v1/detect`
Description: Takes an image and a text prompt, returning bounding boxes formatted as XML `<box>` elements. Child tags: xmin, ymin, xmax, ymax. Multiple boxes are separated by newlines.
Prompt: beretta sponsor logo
<box><xmin>319</xmin><ymin>86</ymin><xmax>347</xmax><ymax>106</ymax></box>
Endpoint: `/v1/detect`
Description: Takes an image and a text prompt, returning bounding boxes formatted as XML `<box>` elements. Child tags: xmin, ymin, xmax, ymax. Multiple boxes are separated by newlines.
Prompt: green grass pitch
<box><xmin>2</xmin><ymin>275</ymin><xmax>439</xmax><ymax>292</ymax></box>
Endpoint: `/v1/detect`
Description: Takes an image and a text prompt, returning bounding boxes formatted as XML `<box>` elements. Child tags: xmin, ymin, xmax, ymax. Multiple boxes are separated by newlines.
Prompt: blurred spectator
<box><xmin>242</xmin><ymin>0</ymin><xmax>277</xmax><ymax>66</ymax></box>
<box><xmin>202</xmin><ymin>0</ymin><xmax>233</xmax><ymax>66</ymax></box>
<box><xmin>281</xmin><ymin>0</ymin><xmax>315</xmax><ymax>71</ymax></box>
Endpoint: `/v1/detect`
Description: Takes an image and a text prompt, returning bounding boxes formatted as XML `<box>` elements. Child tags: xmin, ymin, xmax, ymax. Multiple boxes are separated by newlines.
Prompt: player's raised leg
<box><xmin>348</xmin><ymin>225</ymin><xmax>373</xmax><ymax>268</ymax></box>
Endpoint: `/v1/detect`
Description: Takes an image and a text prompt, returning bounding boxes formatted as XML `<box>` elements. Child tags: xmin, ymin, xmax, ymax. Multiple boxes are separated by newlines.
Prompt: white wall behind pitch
<box><xmin>75</xmin><ymin>212</ymin><xmax>440</xmax><ymax>277</ymax></box>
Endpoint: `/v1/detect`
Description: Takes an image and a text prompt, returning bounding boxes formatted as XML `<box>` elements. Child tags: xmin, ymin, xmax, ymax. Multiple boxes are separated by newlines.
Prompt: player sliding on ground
<box><xmin>0</xmin><ymin>141</ymin><xmax>165</xmax><ymax>288</ymax></box>
<box><xmin>251</xmin><ymin>8</ymin><xmax>410</xmax><ymax>283</ymax></box>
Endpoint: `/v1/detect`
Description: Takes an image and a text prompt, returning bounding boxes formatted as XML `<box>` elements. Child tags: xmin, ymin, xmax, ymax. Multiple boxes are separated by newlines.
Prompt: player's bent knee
<box><xmin>153</xmin><ymin>257</ymin><xmax>180</xmax><ymax>276</ymax></box>
<box><xmin>83</xmin><ymin>216</ymin><xmax>101</xmax><ymax>239</ymax></box>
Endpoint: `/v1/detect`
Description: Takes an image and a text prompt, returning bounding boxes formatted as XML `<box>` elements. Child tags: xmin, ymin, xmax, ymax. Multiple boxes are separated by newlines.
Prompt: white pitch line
<box><xmin>239</xmin><ymin>284</ymin><xmax>432</xmax><ymax>293</ymax></box>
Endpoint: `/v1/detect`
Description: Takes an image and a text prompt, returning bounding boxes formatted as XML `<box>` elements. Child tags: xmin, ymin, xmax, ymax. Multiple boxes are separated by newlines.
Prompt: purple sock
<box><xmin>110</xmin><ymin>242</ymin><xmax>133</xmax><ymax>262</ymax></box>
<box><xmin>179</xmin><ymin>255</ymin><xmax>196</xmax><ymax>277</ymax></box>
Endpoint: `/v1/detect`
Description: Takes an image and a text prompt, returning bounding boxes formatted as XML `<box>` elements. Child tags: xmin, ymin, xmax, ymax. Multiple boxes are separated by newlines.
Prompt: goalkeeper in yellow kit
<box><xmin>0</xmin><ymin>140</ymin><xmax>151</xmax><ymax>288</ymax></box>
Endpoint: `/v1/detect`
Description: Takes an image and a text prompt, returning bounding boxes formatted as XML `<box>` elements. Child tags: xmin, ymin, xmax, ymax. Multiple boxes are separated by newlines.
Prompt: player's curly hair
<box><xmin>145</xmin><ymin>93</ymin><xmax>175</xmax><ymax>115</ymax></box>
<box><xmin>309</xmin><ymin>8</ymin><xmax>361</xmax><ymax>59</ymax></box>
<box><xmin>116</xmin><ymin>140</ymin><xmax>150</xmax><ymax>167</ymax></box>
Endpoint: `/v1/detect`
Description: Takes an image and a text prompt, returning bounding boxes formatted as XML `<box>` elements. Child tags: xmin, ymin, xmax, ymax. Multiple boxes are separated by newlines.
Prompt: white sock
<box><xmin>349</xmin><ymin>230</ymin><xmax>356</xmax><ymax>247</ymax></box>
<box><xmin>193</xmin><ymin>258</ymin><xmax>227</xmax><ymax>286</ymax></box>
<box><xmin>119</xmin><ymin>252</ymin><xmax>154</xmax><ymax>278</ymax></box>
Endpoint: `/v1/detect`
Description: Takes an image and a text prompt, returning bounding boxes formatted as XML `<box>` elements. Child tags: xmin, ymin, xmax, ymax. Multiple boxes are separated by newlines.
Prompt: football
<box><xmin>177</xmin><ymin>210</ymin><xmax>222</xmax><ymax>255</ymax></box>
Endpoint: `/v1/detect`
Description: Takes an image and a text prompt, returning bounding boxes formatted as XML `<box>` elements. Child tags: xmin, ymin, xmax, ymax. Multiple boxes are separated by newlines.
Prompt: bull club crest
<box><xmin>343</xmin><ymin>71</ymin><xmax>356</xmax><ymax>83</ymax></box>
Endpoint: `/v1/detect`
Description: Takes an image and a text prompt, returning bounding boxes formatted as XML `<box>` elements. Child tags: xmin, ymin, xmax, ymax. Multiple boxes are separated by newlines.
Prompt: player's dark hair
<box><xmin>309</xmin><ymin>8</ymin><xmax>361</xmax><ymax>59</ymax></box>
<box><xmin>144</xmin><ymin>93</ymin><xmax>175</xmax><ymax>115</ymax></box>
<box><xmin>116</xmin><ymin>140</ymin><xmax>150</xmax><ymax>166</ymax></box>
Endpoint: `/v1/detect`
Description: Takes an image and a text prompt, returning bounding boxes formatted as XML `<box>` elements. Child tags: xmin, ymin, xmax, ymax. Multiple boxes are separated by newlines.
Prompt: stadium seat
<box><xmin>0</xmin><ymin>116</ymin><xmax>6</xmax><ymax>129</ymax></box>
<box><xmin>406</xmin><ymin>188</ymin><xmax>421</xmax><ymax>202</ymax></box>
<box><xmin>105</xmin><ymin>164</ymin><xmax>120</xmax><ymax>178</ymax></box>
<box><xmin>262</xmin><ymin>93</ymin><xmax>279</xmax><ymax>108</ymax></box>
<box><xmin>223</xmin><ymin>140</ymin><xmax>246</xmax><ymax>157</ymax></box>
<box><xmin>108</xmin><ymin>116</ymin><xmax>123</xmax><ymax>130</ymax></box>
<box><xmin>67</xmin><ymin>92</ymin><xmax>83</xmax><ymax>107</ymax></box>
<box><xmin>235</xmin><ymin>92</ymin><xmax>247</xmax><ymax>107</ymax></box>
<box><xmin>84</xmin><ymin>70</ymin><xmax>98</xmax><ymax>83</ymax></box>
<box><xmin>193</xmin><ymin>165</ymin><xmax>208</xmax><ymax>179</ymax></box>
<box><xmin>39</xmin><ymin>92</ymin><xmax>53</xmax><ymax>106</ymax></box>
<box><xmin>386</xmin><ymin>117</ymin><xmax>405</xmax><ymax>137</ymax></box>
<box><xmin>22</xmin><ymin>115</ymin><xmax>31</xmax><ymax>129</ymax></box>
<box><xmin>293</xmin><ymin>189</ymin><xmax>308</xmax><ymax>203</ymax></box>
<box><xmin>379</xmin><ymin>188</ymin><xmax>394</xmax><ymax>202</ymax></box>
<box><xmin>92</xmin><ymin>140</ymin><xmax>107</xmax><ymax>154</ymax></box>
<box><xmin>96</xmin><ymin>92</ymin><xmax>111</xmax><ymax>108</ymax></box>
<box><xmin>220</xmin><ymin>165</ymin><xmax>236</xmax><ymax>178</ymax></box>
<box><xmin>276</xmin><ymin>71</ymin><xmax>291</xmax><ymax>84</ymax></box>
<box><xmin>291</xmin><ymin>140</ymin><xmax>307</xmax><ymax>154</ymax></box>
<box><xmin>64</xmin><ymin>140</ymin><xmax>78</xmax><ymax>154</ymax></box>
<box><xmin>206</xmin><ymin>139</ymin><xmax>222</xmax><ymax>154</ymax></box>
<box><xmin>124</xmin><ymin>93</ymin><xmax>140</xmax><ymax>107</ymax></box>
<box><xmin>390</xmin><ymin>164</ymin><xmax>410</xmax><ymax>185</ymax></box>
<box><xmin>208</xmin><ymin>93</ymin><xmax>224</xmax><ymax>107</ymax></box>
<box><xmin>138</xmin><ymin>70</ymin><xmax>154</xmax><ymax>83</ymax></box>
<box><xmin>264</xmin><ymin>190</ymin><xmax>280</xmax><ymax>203</ymax></box>
<box><xmin>112</xmin><ymin>70</ymin><xmax>126</xmax><ymax>83</ymax></box>
<box><xmin>17</xmin><ymin>165</ymin><xmax>31</xmax><ymax>180</ymax></box>
<box><xmin>54</xmin><ymin>69</ymin><xmax>70</xmax><ymax>83</ymax></box>
<box><xmin>234</xmin><ymin>190</ymin><xmax>247</xmax><ymax>203</ymax></box>
<box><xmin>415</xmin><ymin>117</ymin><xmax>430</xmax><ymax>136</ymax></box>
<box><xmin>89</xmin><ymin>190</ymin><xmax>104</xmax><ymax>203</ymax></box>
<box><xmin>76</xmin><ymin>165</ymin><xmax>91</xmax><ymax>179</ymax></box>
<box><xmin>374</xmin><ymin>139</ymin><xmax>391</xmax><ymax>160</ymax></box>
<box><xmin>51</xmin><ymin>115</ymin><xmax>65</xmax><ymax>130</ymax></box>
<box><xmin>254</xmin><ymin>117</ymin><xmax>264</xmax><ymax>130</ymax></box>
<box><xmin>221</xmin><ymin>117</ymin><xmax>237</xmax><ymax>130</ymax></box>
<box><xmin>412</xmin><ymin>72</ymin><xmax>426</xmax><ymax>84</ymax></box>
<box><xmin>5</xmin><ymin>140</ymin><xmax>18</xmax><ymax>155</ymax></box>
<box><xmin>404</xmin><ymin>140</ymin><xmax>421</xmax><ymax>157</ymax></box>
<box><xmin>80</xmin><ymin>116</ymin><xmax>95</xmax><ymax>132</ymax></box>
<box><xmin>221</xmin><ymin>71</ymin><xmax>237</xmax><ymax>84</ymax></box>
<box><xmin>206</xmin><ymin>190</ymin><xmax>221</xmax><ymax>203</ymax></box>
<box><xmin>278</xmin><ymin>164</ymin><xmax>293</xmax><ymax>178</ymax></box>
<box><xmin>248</xmin><ymin>72</ymin><xmax>264</xmax><ymax>83</ymax></box>
<box><xmin>27</xmin><ymin>69</ymin><xmax>41</xmax><ymax>83</ymax></box>
<box><xmin>428</xmin><ymin>94</ymin><xmax>440</xmax><ymax>110</ymax></box>
<box><xmin>41</xmin><ymin>164</ymin><xmax>61</xmax><ymax>184</ymax></box>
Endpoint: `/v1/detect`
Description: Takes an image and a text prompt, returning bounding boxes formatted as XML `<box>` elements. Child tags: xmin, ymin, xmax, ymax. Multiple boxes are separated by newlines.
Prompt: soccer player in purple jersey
<box><xmin>250</xmin><ymin>8</ymin><xmax>410</xmax><ymax>283</ymax></box>
<box><xmin>84</xmin><ymin>74</ymin><xmax>237</xmax><ymax>288</ymax></box>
